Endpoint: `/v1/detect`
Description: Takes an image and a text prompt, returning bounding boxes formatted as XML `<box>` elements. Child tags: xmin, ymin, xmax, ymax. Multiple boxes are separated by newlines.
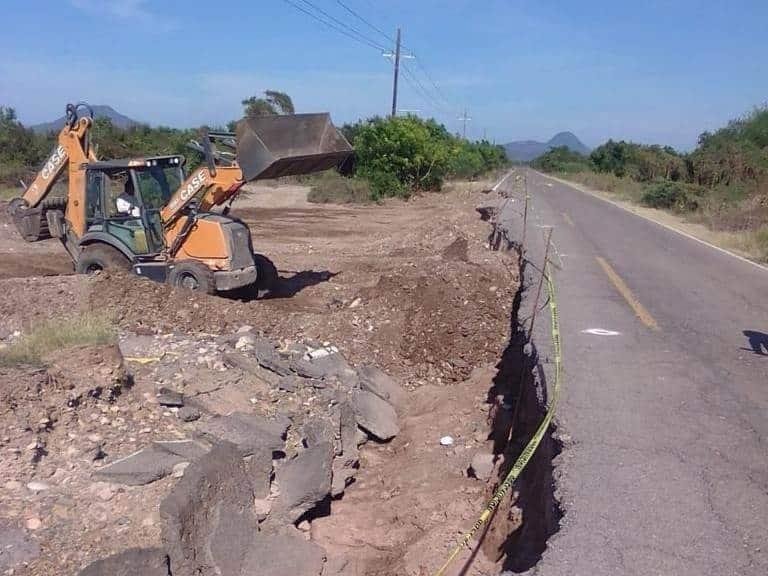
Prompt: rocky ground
<box><xmin>0</xmin><ymin>179</ymin><xmax>526</xmax><ymax>576</ymax></box>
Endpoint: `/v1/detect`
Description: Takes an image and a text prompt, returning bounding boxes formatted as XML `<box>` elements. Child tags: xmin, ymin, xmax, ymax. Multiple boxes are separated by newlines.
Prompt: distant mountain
<box><xmin>504</xmin><ymin>131</ymin><xmax>590</xmax><ymax>162</ymax></box>
<box><xmin>29</xmin><ymin>105</ymin><xmax>142</xmax><ymax>133</ymax></box>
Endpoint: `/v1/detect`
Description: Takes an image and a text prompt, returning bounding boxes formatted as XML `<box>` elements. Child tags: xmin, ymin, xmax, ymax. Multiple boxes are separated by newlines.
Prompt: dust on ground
<box><xmin>0</xmin><ymin>180</ymin><xmax>521</xmax><ymax>575</ymax></box>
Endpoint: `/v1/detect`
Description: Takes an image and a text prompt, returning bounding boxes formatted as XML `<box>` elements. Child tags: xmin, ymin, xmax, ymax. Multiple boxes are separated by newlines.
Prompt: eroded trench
<box><xmin>475</xmin><ymin>202</ymin><xmax>564</xmax><ymax>573</ymax></box>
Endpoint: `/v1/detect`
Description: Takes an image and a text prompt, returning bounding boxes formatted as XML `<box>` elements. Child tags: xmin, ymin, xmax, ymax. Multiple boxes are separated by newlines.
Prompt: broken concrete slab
<box><xmin>0</xmin><ymin>519</ymin><xmax>40</xmax><ymax>571</ymax></box>
<box><xmin>196</xmin><ymin>412</ymin><xmax>288</xmax><ymax>457</ymax></box>
<box><xmin>350</xmin><ymin>390</ymin><xmax>400</xmax><ymax>442</ymax></box>
<box><xmin>241</xmin><ymin>530</ymin><xmax>325</xmax><ymax>576</ymax></box>
<box><xmin>160</xmin><ymin>442</ymin><xmax>256</xmax><ymax>576</ymax></box>
<box><xmin>94</xmin><ymin>445</ymin><xmax>185</xmax><ymax>486</ymax></box>
<box><xmin>78</xmin><ymin>547</ymin><xmax>169</xmax><ymax>576</ymax></box>
<box><xmin>357</xmin><ymin>365</ymin><xmax>406</xmax><ymax>409</ymax></box>
<box><xmin>274</xmin><ymin>442</ymin><xmax>333</xmax><ymax>523</ymax></box>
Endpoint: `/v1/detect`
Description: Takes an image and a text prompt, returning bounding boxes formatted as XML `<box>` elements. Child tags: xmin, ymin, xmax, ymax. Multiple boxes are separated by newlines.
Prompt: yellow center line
<box><xmin>596</xmin><ymin>256</ymin><xmax>659</xmax><ymax>330</ymax></box>
<box><xmin>562</xmin><ymin>212</ymin><xmax>575</xmax><ymax>227</ymax></box>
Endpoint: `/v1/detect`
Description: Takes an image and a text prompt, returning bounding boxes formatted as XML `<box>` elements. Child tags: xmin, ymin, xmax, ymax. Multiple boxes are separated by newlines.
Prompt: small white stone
<box><xmin>439</xmin><ymin>436</ymin><xmax>454</xmax><ymax>446</ymax></box>
<box><xmin>26</xmin><ymin>481</ymin><xmax>51</xmax><ymax>493</ymax></box>
<box><xmin>25</xmin><ymin>517</ymin><xmax>42</xmax><ymax>530</ymax></box>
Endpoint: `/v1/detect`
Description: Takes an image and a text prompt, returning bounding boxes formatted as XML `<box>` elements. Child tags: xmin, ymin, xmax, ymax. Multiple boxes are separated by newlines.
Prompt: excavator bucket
<box><xmin>8</xmin><ymin>197</ymin><xmax>67</xmax><ymax>242</ymax></box>
<box><xmin>235</xmin><ymin>113</ymin><xmax>353</xmax><ymax>181</ymax></box>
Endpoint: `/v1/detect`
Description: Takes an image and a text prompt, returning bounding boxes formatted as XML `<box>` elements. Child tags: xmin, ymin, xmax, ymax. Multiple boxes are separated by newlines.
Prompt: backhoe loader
<box><xmin>8</xmin><ymin>102</ymin><xmax>352</xmax><ymax>294</ymax></box>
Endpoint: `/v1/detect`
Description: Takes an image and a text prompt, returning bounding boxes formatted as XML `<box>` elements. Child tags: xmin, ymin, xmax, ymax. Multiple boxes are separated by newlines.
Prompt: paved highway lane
<box><xmin>509</xmin><ymin>170</ymin><xmax>768</xmax><ymax>575</ymax></box>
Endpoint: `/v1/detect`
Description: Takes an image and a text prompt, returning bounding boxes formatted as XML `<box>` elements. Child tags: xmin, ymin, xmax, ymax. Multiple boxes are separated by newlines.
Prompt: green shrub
<box><xmin>343</xmin><ymin>115</ymin><xmax>507</xmax><ymax>198</ymax></box>
<box><xmin>532</xmin><ymin>146</ymin><xmax>591</xmax><ymax>173</ymax></box>
<box><xmin>306</xmin><ymin>170</ymin><xmax>374</xmax><ymax>204</ymax></box>
<box><xmin>641</xmin><ymin>181</ymin><xmax>703</xmax><ymax>212</ymax></box>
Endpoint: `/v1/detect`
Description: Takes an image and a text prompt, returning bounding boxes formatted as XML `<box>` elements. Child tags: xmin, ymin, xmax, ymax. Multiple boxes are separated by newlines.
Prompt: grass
<box><xmin>0</xmin><ymin>313</ymin><xmax>117</xmax><ymax>366</ymax></box>
<box><xmin>552</xmin><ymin>170</ymin><xmax>768</xmax><ymax>263</ymax></box>
<box><xmin>716</xmin><ymin>226</ymin><xmax>768</xmax><ymax>262</ymax></box>
<box><xmin>307</xmin><ymin>170</ymin><xmax>375</xmax><ymax>204</ymax></box>
<box><xmin>0</xmin><ymin>186</ymin><xmax>20</xmax><ymax>201</ymax></box>
<box><xmin>555</xmin><ymin>171</ymin><xmax>645</xmax><ymax>203</ymax></box>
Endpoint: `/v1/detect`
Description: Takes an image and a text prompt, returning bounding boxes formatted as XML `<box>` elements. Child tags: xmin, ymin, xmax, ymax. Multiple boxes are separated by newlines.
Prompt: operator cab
<box><xmin>83</xmin><ymin>156</ymin><xmax>184</xmax><ymax>257</ymax></box>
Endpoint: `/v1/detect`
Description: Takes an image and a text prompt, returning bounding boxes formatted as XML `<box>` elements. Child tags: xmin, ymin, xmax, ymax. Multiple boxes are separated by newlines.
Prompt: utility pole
<box><xmin>391</xmin><ymin>27</ymin><xmax>401</xmax><ymax>117</ymax></box>
<box><xmin>459</xmin><ymin>108</ymin><xmax>471</xmax><ymax>139</ymax></box>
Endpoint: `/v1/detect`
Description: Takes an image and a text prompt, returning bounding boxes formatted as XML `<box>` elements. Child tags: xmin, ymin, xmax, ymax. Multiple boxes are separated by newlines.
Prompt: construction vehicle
<box><xmin>8</xmin><ymin>102</ymin><xmax>352</xmax><ymax>294</ymax></box>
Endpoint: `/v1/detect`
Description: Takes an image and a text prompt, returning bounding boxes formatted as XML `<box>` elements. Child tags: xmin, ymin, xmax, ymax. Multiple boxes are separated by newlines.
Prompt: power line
<box><xmin>280</xmin><ymin>0</ymin><xmax>387</xmax><ymax>52</ymax></box>
<box><xmin>296</xmin><ymin>0</ymin><xmax>388</xmax><ymax>50</ymax></box>
<box><xmin>336</xmin><ymin>0</ymin><xmax>395</xmax><ymax>45</ymax></box>
<box><xmin>400</xmin><ymin>64</ymin><xmax>451</xmax><ymax>116</ymax></box>
<box><xmin>412</xmin><ymin>56</ymin><xmax>455</xmax><ymax>112</ymax></box>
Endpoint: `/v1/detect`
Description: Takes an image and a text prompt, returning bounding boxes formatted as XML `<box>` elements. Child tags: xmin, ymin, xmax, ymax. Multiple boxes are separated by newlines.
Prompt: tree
<box><xmin>241</xmin><ymin>90</ymin><xmax>295</xmax><ymax>118</ymax></box>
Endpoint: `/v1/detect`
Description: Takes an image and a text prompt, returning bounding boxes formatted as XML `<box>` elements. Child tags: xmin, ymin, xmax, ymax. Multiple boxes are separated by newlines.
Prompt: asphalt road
<box><xmin>505</xmin><ymin>170</ymin><xmax>768</xmax><ymax>575</ymax></box>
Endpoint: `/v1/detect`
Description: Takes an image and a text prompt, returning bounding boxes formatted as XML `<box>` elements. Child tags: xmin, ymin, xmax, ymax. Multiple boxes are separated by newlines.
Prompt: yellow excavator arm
<box><xmin>10</xmin><ymin>103</ymin><xmax>97</xmax><ymax>241</ymax></box>
<box><xmin>162</xmin><ymin>114</ymin><xmax>353</xmax><ymax>226</ymax></box>
<box><xmin>22</xmin><ymin>104</ymin><xmax>95</xmax><ymax>208</ymax></box>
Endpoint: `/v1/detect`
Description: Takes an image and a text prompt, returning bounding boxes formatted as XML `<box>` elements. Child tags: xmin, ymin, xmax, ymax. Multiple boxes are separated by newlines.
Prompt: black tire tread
<box><xmin>76</xmin><ymin>244</ymin><xmax>131</xmax><ymax>274</ymax></box>
<box><xmin>168</xmin><ymin>261</ymin><xmax>216</xmax><ymax>294</ymax></box>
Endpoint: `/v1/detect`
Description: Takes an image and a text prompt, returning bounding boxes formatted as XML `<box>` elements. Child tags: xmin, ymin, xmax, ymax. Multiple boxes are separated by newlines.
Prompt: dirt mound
<box><xmin>0</xmin><ymin>180</ymin><xmax>533</xmax><ymax>575</ymax></box>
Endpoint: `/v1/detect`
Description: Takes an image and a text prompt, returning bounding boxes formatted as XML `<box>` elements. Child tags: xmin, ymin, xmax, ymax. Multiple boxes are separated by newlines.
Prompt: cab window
<box><xmin>135</xmin><ymin>165</ymin><xmax>183</xmax><ymax>210</ymax></box>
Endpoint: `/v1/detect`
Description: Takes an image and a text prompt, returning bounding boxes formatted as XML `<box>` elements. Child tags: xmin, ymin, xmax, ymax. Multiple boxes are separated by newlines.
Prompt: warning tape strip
<box><xmin>433</xmin><ymin>264</ymin><xmax>562</xmax><ymax>576</ymax></box>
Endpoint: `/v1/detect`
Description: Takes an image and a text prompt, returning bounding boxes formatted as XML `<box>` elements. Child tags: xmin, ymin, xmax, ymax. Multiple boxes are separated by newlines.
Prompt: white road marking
<box><xmin>582</xmin><ymin>328</ymin><xmax>621</xmax><ymax>336</ymax></box>
<box><xmin>492</xmin><ymin>171</ymin><xmax>514</xmax><ymax>192</ymax></box>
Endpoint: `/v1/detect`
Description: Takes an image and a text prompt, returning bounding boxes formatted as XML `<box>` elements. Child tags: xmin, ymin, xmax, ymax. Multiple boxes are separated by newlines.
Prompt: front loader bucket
<box><xmin>235</xmin><ymin>113</ymin><xmax>353</xmax><ymax>182</ymax></box>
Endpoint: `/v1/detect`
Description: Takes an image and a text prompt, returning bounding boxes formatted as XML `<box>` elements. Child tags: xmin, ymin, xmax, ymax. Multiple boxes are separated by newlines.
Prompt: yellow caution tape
<box><xmin>433</xmin><ymin>265</ymin><xmax>562</xmax><ymax>576</ymax></box>
<box><xmin>123</xmin><ymin>356</ymin><xmax>163</xmax><ymax>364</ymax></box>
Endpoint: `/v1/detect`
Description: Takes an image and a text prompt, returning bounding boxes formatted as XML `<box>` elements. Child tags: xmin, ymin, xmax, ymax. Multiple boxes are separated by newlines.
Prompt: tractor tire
<box><xmin>76</xmin><ymin>244</ymin><xmax>131</xmax><ymax>274</ymax></box>
<box><xmin>253</xmin><ymin>253</ymin><xmax>278</xmax><ymax>291</ymax></box>
<box><xmin>168</xmin><ymin>261</ymin><xmax>216</xmax><ymax>295</ymax></box>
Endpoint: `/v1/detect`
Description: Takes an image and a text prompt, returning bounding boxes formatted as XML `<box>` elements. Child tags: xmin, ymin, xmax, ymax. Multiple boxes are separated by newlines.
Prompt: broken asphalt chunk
<box><xmin>241</xmin><ymin>531</ymin><xmax>325</xmax><ymax>576</ymax></box>
<box><xmin>196</xmin><ymin>412</ymin><xmax>288</xmax><ymax>456</ymax></box>
<box><xmin>78</xmin><ymin>547</ymin><xmax>169</xmax><ymax>576</ymax></box>
<box><xmin>274</xmin><ymin>442</ymin><xmax>333</xmax><ymax>524</ymax></box>
<box><xmin>357</xmin><ymin>365</ymin><xmax>406</xmax><ymax>409</ymax></box>
<box><xmin>160</xmin><ymin>442</ymin><xmax>257</xmax><ymax>576</ymax></box>
<box><xmin>351</xmin><ymin>390</ymin><xmax>399</xmax><ymax>442</ymax></box>
<box><xmin>93</xmin><ymin>445</ymin><xmax>186</xmax><ymax>486</ymax></box>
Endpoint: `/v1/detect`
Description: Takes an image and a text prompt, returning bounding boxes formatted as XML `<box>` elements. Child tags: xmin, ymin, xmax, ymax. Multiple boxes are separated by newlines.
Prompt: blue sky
<box><xmin>1</xmin><ymin>0</ymin><xmax>767</xmax><ymax>149</ymax></box>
